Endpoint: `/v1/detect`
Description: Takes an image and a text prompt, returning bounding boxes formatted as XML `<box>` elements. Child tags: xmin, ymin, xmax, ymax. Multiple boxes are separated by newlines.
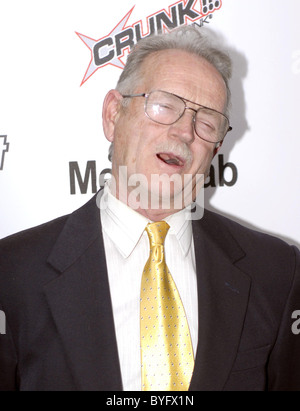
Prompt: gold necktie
<box><xmin>140</xmin><ymin>221</ymin><xmax>194</xmax><ymax>391</ymax></box>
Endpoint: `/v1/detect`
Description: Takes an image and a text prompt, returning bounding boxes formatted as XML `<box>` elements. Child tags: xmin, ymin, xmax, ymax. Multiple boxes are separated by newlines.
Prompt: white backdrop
<box><xmin>0</xmin><ymin>0</ymin><xmax>299</xmax><ymax>248</ymax></box>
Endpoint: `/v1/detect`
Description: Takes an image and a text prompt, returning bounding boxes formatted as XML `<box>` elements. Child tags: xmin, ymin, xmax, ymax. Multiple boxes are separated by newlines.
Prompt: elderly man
<box><xmin>0</xmin><ymin>26</ymin><xmax>299</xmax><ymax>391</ymax></box>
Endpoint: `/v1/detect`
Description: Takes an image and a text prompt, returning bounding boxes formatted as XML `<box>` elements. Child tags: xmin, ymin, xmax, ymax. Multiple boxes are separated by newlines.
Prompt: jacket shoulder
<box><xmin>0</xmin><ymin>194</ymin><xmax>101</xmax><ymax>284</ymax></box>
<box><xmin>0</xmin><ymin>215</ymin><xmax>68</xmax><ymax>256</ymax></box>
<box><xmin>203</xmin><ymin>208</ymin><xmax>294</xmax><ymax>250</ymax></box>
<box><xmin>0</xmin><ymin>193</ymin><xmax>99</xmax><ymax>255</ymax></box>
<box><xmin>200</xmin><ymin>209</ymin><xmax>298</xmax><ymax>275</ymax></box>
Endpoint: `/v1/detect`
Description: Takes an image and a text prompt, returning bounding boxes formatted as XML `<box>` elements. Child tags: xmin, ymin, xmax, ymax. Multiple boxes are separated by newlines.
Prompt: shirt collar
<box><xmin>100</xmin><ymin>182</ymin><xmax>193</xmax><ymax>258</ymax></box>
<box><xmin>100</xmin><ymin>183</ymin><xmax>148</xmax><ymax>258</ymax></box>
<box><xmin>165</xmin><ymin>207</ymin><xmax>193</xmax><ymax>257</ymax></box>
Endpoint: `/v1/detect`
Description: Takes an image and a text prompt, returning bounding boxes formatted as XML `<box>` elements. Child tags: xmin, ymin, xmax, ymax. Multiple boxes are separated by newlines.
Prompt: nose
<box><xmin>168</xmin><ymin>107</ymin><xmax>196</xmax><ymax>145</ymax></box>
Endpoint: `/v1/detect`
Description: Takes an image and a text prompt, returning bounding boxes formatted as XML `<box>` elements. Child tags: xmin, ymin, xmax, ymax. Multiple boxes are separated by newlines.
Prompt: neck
<box><xmin>133</xmin><ymin>206</ymin><xmax>180</xmax><ymax>222</ymax></box>
<box><xmin>108</xmin><ymin>177</ymin><xmax>194</xmax><ymax>222</ymax></box>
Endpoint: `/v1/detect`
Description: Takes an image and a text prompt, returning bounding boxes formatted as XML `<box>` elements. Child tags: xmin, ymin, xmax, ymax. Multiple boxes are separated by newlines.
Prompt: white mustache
<box><xmin>155</xmin><ymin>141</ymin><xmax>193</xmax><ymax>165</ymax></box>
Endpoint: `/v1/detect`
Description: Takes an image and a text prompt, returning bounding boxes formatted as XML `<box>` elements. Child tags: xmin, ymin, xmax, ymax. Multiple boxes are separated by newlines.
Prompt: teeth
<box><xmin>157</xmin><ymin>153</ymin><xmax>182</xmax><ymax>166</ymax></box>
<box><xmin>165</xmin><ymin>158</ymin><xmax>179</xmax><ymax>165</ymax></box>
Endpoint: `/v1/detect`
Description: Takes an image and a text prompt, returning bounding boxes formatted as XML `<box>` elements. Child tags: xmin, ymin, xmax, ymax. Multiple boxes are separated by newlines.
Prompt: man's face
<box><xmin>103</xmin><ymin>49</ymin><xmax>227</xmax><ymax>219</ymax></box>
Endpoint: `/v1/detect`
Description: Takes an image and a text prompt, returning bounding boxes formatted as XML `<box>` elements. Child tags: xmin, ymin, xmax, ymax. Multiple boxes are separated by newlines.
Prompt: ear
<box><xmin>102</xmin><ymin>89</ymin><xmax>123</xmax><ymax>143</ymax></box>
<box><xmin>213</xmin><ymin>140</ymin><xmax>223</xmax><ymax>157</ymax></box>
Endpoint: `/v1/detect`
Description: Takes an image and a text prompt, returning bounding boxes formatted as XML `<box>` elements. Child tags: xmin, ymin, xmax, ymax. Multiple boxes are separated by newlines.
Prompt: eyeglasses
<box><xmin>122</xmin><ymin>90</ymin><xmax>232</xmax><ymax>144</ymax></box>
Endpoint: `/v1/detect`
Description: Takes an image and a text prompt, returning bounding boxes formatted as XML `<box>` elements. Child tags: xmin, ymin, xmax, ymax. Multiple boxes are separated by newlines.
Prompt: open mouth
<box><xmin>156</xmin><ymin>153</ymin><xmax>185</xmax><ymax>168</ymax></box>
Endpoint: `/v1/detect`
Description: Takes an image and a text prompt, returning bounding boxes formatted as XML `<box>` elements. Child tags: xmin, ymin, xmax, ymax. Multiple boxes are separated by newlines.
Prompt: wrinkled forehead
<box><xmin>136</xmin><ymin>49</ymin><xmax>227</xmax><ymax>113</ymax></box>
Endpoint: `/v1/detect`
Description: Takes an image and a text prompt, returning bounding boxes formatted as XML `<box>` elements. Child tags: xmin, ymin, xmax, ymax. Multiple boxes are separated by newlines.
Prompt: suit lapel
<box><xmin>190</xmin><ymin>211</ymin><xmax>251</xmax><ymax>391</ymax></box>
<box><xmin>44</xmin><ymin>194</ymin><xmax>123</xmax><ymax>391</ymax></box>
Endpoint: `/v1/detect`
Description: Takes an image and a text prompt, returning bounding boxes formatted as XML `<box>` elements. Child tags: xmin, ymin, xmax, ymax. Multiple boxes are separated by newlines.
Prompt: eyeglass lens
<box><xmin>145</xmin><ymin>90</ymin><xmax>229</xmax><ymax>143</ymax></box>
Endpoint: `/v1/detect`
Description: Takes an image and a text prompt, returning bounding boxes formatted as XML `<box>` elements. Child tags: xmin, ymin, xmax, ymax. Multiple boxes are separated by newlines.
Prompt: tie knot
<box><xmin>146</xmin><ymin>221</ymin><xmax>170</xmax><ymax>247</ymax></box>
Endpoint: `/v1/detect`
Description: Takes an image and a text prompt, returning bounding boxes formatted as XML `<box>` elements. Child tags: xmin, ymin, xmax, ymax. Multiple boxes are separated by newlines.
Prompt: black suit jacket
<box><xmin>0</xmin><ymin>194</ymin><xmax>299</xmax><ymax>391</ymax></box>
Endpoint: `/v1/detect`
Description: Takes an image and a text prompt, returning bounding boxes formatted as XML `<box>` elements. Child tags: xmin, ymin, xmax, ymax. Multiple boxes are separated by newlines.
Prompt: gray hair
<box><xmin>108</xmin><ymin>25</ymin><xmax>232</xmax><ymax>161</ymax></box>
<box><xmin>117</xmin><ymin>25</ymin><xmax>232</xmax><ymax>111</ymax></box>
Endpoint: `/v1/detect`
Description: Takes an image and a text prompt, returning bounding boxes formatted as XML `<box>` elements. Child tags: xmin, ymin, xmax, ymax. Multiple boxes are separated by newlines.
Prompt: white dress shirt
<box><xmin>99</xmin><ymin>183</ymin><xmax>198</xmax><ymax>391</ymax></box>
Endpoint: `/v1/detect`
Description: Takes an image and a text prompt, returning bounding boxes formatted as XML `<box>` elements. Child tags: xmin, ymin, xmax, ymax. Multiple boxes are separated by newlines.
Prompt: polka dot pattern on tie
<box><xmin>140</xmin><ymin>221</ymin><xmax>194</xmax><ymax>391</ymax></box>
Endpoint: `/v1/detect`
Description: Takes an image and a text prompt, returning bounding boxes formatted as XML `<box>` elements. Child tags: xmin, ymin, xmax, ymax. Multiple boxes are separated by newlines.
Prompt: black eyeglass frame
<box><xmin>122</xmin><ymin>89</ymin><xmax>232</xmax><ymax>144</ymax></box>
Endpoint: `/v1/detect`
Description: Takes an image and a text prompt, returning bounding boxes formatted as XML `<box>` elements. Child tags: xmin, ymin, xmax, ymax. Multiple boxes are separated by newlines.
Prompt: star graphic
<box><xmin>76</xmin><ymin>7</ymin><xmax>134</xmax><ymax>86</ymax></box>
